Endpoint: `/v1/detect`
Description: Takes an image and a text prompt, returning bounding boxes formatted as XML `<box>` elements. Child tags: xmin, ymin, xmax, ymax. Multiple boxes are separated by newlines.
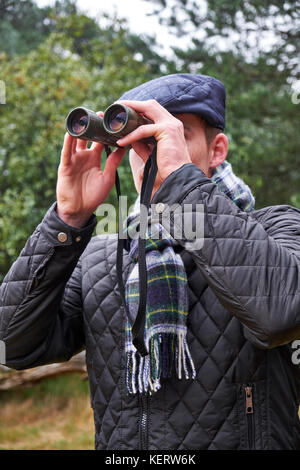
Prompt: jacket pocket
<box><xmin>236</xmin><ymin>380</ymin><xmax>269</xmax><ymax>450</ymax></box>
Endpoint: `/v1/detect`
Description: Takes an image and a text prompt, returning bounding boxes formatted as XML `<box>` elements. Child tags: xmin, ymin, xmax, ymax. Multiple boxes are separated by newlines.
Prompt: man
<box><xmin>0</xmin><ymin>74</ymin><xmax>300</xmax><ymax>450</ymax></box>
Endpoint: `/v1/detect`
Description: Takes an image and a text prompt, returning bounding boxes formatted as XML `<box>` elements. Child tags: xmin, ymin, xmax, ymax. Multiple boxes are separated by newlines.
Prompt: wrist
<box><xmin>56</xmin><ymin>205</ymin><xmax>92</xmax><ymax>229</ymax></box>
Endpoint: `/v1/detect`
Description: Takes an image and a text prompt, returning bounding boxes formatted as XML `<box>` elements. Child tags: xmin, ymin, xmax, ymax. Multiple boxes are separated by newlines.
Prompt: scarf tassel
<box><xmin>126</xmin><ymin>332</ymin><xmax>196</xmax><ymax>395</ymax></box>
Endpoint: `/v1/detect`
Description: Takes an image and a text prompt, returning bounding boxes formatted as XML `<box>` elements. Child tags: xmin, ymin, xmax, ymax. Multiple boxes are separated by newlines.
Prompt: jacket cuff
<box><xmin>39</xmin><ymin>202</ymin><xmax>97</xmax><ymax>248</ymax></box>
<box><xmin>152</xmin><ymin>163</ymin><xmax>211</xmax><ymax>206</ymax></box>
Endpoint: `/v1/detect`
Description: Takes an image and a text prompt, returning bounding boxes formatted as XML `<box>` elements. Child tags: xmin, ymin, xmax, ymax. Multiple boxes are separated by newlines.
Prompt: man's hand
<box><xmin>56</xmin><ymin>114</ymin><xmax>126</xmax><ymax>228</ymax></box>
<box><xmin>115</xmin><ymin>99</ymin><xmax>192</xmax><ymax>189</ymax></box>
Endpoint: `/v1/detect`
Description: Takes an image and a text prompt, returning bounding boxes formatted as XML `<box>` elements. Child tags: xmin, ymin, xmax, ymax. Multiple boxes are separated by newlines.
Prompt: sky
<box><xmin>35</xmin><ymin>0</ymin><xmax>184</xmax><ymax>54</ymax></box>
<box><xmin>34</xmin><ymin>0</ymin><xmax>289</xmax><ymax>74</ymax></box>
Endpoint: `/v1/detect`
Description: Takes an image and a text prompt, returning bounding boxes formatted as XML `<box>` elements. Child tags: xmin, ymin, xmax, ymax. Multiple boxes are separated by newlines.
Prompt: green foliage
<box><xmin>1</xmin><ymin>0</ymin><xmax>299</xmax><ymax>281</ymax></box>
<box><xmin>0</xmin><ymin>0</ymin><xmax>53</xmax><ymax>55</ymax></box>
<box><xmin>147</xmin><ymin>0</ymin><xmax>300</xmax><ymax>209</ymax></box>
<box><xmin>0</xmin><ymin>372</ymin><xmax>89</xmax><ymax>405</ymax></box>
<box><xmin>0</xmin><ymin>10</ymin><xmax>154</xmax><ymax>279</ymax></box>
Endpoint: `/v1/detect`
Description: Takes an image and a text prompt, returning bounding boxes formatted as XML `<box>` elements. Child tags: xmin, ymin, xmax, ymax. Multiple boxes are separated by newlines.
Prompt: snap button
<box><xmin>155</xmin><ymin>202</ymin><xmax>165</xmax><ymax>214</ymax></box>
<box><xmin>57</xmin><ymin>232</ymin><xmax>68</xmax><ymax>243</ymax></box>
<box><xmin>75</xmin><ymin>236</ymin><xmax>81</xmax><ymax>242</ymax></box>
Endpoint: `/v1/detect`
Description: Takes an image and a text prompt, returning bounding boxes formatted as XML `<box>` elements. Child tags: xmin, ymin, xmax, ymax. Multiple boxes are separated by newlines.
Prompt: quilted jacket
<box><xmin>1</xmin><ymin>163</ymin><xmax>300</xmax><ymax>450</ymax></box>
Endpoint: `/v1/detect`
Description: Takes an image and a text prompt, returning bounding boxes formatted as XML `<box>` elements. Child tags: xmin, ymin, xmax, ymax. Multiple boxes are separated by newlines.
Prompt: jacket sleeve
<box><xmin>0</xmin><ymin>203</ymin><xmax>97</xmax><ymax>370</ymax></box>
<box><xmin>152</xmin><ymin>163</ymin><xmax>300</xmax><ymax>349</ymax></box>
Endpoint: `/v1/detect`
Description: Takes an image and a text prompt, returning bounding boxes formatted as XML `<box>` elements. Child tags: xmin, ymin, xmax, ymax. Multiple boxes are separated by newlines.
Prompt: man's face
<box><xmin>129</xmin><ymin>113</ymin><xmax>213</xmax><ymax>195</ymax></box>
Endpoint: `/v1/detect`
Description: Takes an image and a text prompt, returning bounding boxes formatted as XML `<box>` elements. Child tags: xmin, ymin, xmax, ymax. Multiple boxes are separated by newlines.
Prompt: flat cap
<box><xmin>119</xmin><ymin>73</ymin><xmax>226</xmax><ymax>130</ymax></box>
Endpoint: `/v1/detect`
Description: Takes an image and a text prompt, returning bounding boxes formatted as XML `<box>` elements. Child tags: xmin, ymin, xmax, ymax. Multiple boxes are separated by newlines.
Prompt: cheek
<box><xmin>129</xmin><ymin>151</ymin><xmax>144</xmax><ymax>172</ymax></box>
<box><xmin>187</xmin><ymin>141</ymin><xmax>210</xmax><ymax>173</ymax></box>
<box><xmin>187</xmin><ymin>140</ymin><xmax>206</xmax><ymax>162</ymax></box>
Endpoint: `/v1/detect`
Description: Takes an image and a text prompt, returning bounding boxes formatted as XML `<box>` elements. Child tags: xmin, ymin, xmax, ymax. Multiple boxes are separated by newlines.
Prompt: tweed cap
<box><xmin>119</xmin><ymin>73</ymin><xmax>226</xmax><ymax>130</ymax></box>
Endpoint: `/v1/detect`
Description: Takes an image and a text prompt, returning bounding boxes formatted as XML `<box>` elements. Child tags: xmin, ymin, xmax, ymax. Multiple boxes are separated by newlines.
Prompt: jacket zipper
<box><xmin>139</xmin><ymin>393</ymin><xmax>149</xmax><ymax>450</ymax></box>
<box><xmin>245</xmin><ymin>385</ymin><xmax>255</xmax><ymax>450</ymax></box>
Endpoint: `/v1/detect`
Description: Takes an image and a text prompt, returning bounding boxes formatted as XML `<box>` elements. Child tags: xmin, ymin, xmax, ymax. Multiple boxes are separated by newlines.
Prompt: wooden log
<box><xmin>0</xmin><ymin>352</ymin><xmax>87</xmax><ymax>390</ymax></box>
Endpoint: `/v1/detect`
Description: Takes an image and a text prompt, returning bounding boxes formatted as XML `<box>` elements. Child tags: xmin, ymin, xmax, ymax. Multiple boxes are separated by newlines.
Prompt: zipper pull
<box><xmin>245</xmin><ymin>386</ymin><xmax>254</xmax><ymax>414</ymax></box>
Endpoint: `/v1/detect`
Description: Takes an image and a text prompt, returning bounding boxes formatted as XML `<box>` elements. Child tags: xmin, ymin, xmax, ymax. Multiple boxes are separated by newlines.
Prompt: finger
<box><xmin>131</xmin><ymin>141</ymin><xmax>152</xmax><ymax>163</ymax></box>
<box><xmin>116</xmin><ymin>124</ymin><xmax>158</xmax><ymax>148</ymax></box>
<box><xmin>90</xmin><ymin>140</ymin><xmax>104</xmax><ymax>151</ymax></box>
<box><xmin>71</xmin><ymin>137</ymin><xmax>77</xmax><ymax>155</ymax></box>
<box><xmin>92</xmin><ymin>141</ymin><xmax>105</xmax><ymax>170</ymax></box>
<box><xmin>103</xmin><ymin>147</ymin><xmax>127</xmax><ymax>181</ymax></box>
<box><xmin>61</xmin><ymin>133</ymin><xmax>75</xmax><ymax>165</ymax></box>
<box><xmin>77</xmin><ymin>138</ymin><xmax>89</xmax><ymax>151</ymax></box>
<box><xmin>116</xmin><ymin>99</ymin><xmax>170</xmax><ymax>122</ymax></box>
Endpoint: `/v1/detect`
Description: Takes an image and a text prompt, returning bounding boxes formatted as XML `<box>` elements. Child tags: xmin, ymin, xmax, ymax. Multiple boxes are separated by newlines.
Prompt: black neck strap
<box><xmin>106</xmin><ymin>145</ymin><xmax>158</xmax><ymax>357</ymax></box>
<box><xmin>132</xmin><ymin>146</ymin><xmax>158</xmax><ymax>355</ymax></box>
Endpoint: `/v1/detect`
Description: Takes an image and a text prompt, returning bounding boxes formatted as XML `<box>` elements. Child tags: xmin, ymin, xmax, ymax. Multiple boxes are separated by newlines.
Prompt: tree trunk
<box><xmin>0</xmin><ymin>352</ymin><xmax>87</xmax><ymax>390</ymax></box>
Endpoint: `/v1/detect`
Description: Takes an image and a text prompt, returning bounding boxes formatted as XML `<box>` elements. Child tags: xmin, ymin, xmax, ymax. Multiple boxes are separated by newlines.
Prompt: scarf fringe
<box><xmin>126</xmin><ymin>332</ymin><xmax>196</xmax><ymax>395</ymax></box>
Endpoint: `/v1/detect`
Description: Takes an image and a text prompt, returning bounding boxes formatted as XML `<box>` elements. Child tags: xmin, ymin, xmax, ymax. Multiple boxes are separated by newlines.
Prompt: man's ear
<box><xmin>208</xmin><ymin>133</ymin><xmax>228</xmax><ymax>171</ymax></box>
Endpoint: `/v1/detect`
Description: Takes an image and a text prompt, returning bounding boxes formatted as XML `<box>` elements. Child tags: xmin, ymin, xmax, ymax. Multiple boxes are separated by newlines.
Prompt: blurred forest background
<box><xmin>0</xmin><ymin>0</ymin><xmax>299</xmax><ymax>450</ymax></box>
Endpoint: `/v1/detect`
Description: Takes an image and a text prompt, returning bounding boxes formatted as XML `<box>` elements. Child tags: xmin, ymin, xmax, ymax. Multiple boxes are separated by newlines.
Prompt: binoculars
<box><xmin>66</xmin><ymin>103</ymin><xmax>153</xmax><ymax>147</ymax></box>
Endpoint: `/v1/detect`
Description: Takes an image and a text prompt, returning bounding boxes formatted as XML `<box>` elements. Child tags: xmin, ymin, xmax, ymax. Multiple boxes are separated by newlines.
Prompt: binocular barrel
<box><xmin>66</xmin><ymin>103</ymin><xmax>153</xmax><ymax>147</ymax></box>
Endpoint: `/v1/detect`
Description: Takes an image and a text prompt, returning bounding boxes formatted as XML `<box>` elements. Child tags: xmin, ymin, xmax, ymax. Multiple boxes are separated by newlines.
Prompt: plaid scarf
<box><xmin>125</xmin><ymin>219</ymin><xmax>196</xmax><ymax>394</ymax></box>
<box><xmin>124</xmin><ymin>162</ymin><xmax>255</xmax><ymax>395</ymax></box>
<box><xmin>211</xmin><ymin>161</ymin><xmax>255</xmax><ymax>212</ymax></box>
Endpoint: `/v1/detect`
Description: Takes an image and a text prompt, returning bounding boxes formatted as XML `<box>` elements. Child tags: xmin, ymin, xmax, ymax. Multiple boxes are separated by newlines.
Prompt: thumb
<box><xmin>103</xmin><ymin>147</ymin><xmax>127</xmax><ymax>180</ymax></box>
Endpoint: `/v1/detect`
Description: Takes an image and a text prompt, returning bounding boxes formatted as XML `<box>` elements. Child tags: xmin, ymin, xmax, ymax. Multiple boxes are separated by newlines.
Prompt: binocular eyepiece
<box><xmin>66</xmin><ymin>103</ymin><xmax>153</xmax><ymax>147</ymax></box>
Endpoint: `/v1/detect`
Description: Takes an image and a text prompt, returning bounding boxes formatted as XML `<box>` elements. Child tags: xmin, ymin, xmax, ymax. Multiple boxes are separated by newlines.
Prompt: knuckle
<box><xmin>166</xmin><ymin>120</ymin><xmax>183</xmax><ymax>133</ymax></box>
<box><xmin>176</xmin><ymin>119</ymin><xmax>184</xmax><ymax>130</ymax></box>
<box><xmin>147</xmin><ymin>99</ymin><xmax>158</xmax><ymax>106</ymax></box>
